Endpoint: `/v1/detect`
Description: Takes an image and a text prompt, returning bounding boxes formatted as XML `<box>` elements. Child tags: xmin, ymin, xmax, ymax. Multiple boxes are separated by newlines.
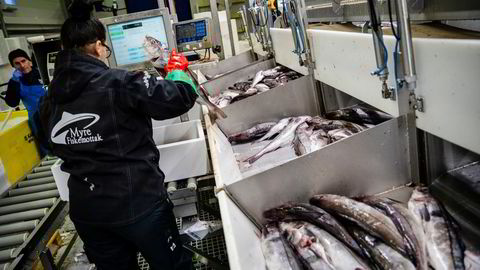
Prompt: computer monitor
<box><xmin>100</xmin><ymin>8</ymin><xmax>175</xmax><ymax>70</ymax></box>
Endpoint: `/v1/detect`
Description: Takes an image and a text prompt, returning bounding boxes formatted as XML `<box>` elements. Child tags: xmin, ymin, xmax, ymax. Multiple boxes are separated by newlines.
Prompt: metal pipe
<box><xmin>8</xmin><ymin>183</ymin><xmax>58</xmax><ymax>197</ymax></box>
<box><xmin>46</xmin><ymin>157</ymin><xmax>58</xmax><ymax>161</ymax></box>
<box><xmin>0</xmin><ymin>208</ymin><xmax>48</xmax><ymax>225</ymax></box>
<box><xmin>17</xmin><ymin>176</ymin><xmax>55</xmax><ymax>188</ymax></box>
<box><xmin>33</xmin><ymin>166</ymin><xmax>52</xmax><ymax>173</ymax></box>
<box><xmin>41</xmin><ymin>160</ymin><xmax>57</xmax><ymax>166</ymax></box>
<box><xmin>210</xmin><ymin>0</ymin><xmax>225</xmax><ymax>60</ymax></box>
<box><xmin>0</xmin><ymin>233</ymin><xmax>28</xmax><ymax>249</ymax></box>
<box><xmin>224</xmin><ymin>0</ymin><xmax>237</xmax><ymax>56</ymax></box>
<box><xmin>395</xmin><ymin>0</ymin><xmax>417</xmax><ymax>90</ymax></box>
<box><xmin>0</xmin><ymin>198</ymin><xmax>56</xmax><ymax>216</ymax></box>
<box><xmin>0</xmin><ymin>248</ymin><xmax>14</xmax><ymax>262</ymax></box>
<box><xmin>0</xmin><ymin>190</ymin><xmax>59</xmax><ymax>207</ymax></box>
<box><xmin>27</xmin><ymin>171</ymin><xmax>53</xmax><ymax>180</ymax></box>
<box><xmin>0</xmin><ymin>220</ymin><xmax>39</xmax><ymax>236</ymax></box>
<box><xmin>239</xmin><ymin>6</ymin><xmax>254</xmax><ymax>51</ymax></box>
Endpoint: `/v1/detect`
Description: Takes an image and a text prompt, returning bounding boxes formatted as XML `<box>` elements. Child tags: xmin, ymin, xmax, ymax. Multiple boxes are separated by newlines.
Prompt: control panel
<box><xmin>173</xmin><ymin>18</ymin><xmax>213</xmax><ymax>53</ymax></box>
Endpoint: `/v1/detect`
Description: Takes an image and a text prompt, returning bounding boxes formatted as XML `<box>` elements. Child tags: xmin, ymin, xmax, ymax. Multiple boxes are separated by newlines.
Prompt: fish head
<box><xmin>143</xmin><ymin>35</ymin><xmax>166</xmax><ymax>59</ymax></box>
<box><xmin>294</xmin><ymin>116</ymin><xmax>313</xmax><ymax>123</ymax></box>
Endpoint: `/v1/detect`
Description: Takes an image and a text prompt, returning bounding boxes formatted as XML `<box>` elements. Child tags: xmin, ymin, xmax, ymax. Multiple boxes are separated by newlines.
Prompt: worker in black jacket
<box><xmin>36</xmin><ymin>1</ymin><xmax>197</xmax><ymax>269</ymax></box>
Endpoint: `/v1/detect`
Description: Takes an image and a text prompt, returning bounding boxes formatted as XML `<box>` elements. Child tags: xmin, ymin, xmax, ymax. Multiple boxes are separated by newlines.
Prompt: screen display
<box><xmin>4</xmin><ymin>0</ymin><xmax>16</xmax><ymax>5</ymax></box>
<box><xmin>175</xmin><ymin>21</ymin><xmax>207</xmax><ymax>45</ymax></box>
<box><xmin>107</xmin><ymin>16</ymin><xmax>168</xmax><ymax>67</ymax></box>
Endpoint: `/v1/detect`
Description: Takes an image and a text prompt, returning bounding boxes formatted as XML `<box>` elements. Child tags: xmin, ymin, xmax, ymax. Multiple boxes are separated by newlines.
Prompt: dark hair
<box><xmin>61</xmin><ymin>0</ymin><xmax>106</xmax><ymax>49</ymax></box>
<box><xmin>8</xmin><ymin>49</ymin><xmax>31</xmax><ymax>67</ymax></box>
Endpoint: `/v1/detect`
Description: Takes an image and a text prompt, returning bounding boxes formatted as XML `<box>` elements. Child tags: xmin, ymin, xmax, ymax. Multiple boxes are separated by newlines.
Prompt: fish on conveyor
<box><xmin>261</xmin><ymin>223</ymin><xmax>303</xmax><ymax>270</ymax></box>
<box><xmin>310</xmin><ymin>194</ymin><xmax>406</xmax><ymax>255</ymax></box>
<box><xmin>464</xmin><ymin>249</ymin><xmax>480</xmax><ymax>270</ymax></box>
<box><xmin>303</xmin><ymin>222</ymin><xmax>371</xmax><ymax>270</ymax></box>
<box><xmin>279</xmin><ymin>222</ymin><xmax>334</xmax><ymax>270</ymax></box>
<box><xmin>263</xmin><ymin>202</ymin><xmax>364</xmax><ymax>258</ymax></box>
<box><xmin>293</xmin><ymin>123</ymin><xmax>314</xmax><ymax>156</ymax></box>
<box><xmin>251</xmin><ymin>70</ymin><xmax>265</xmax><ymax>88</ymax></box>
<box><xmin>309</xmin><ymin>130</ymin><xmax>330</xmax><ymax>152</ymax></box>
<box><xmin>254</xmin><ymin>117</ymin><xmax>292</xmax><ymax>143</ymax></box>
<box><xmin>325</xmin><ymin>106</ymin><xmax>391</xmax><ymax>126</ymax></box>
<box><xmin>228</xmin><ymin>122</ymin><xmax>277</xmax><ymax>144</ymax></box>
<box><xmin>255</xmin><ymin>83</ymin><xmax>270</xmax><ymax>92</ymax></box>
<box><xmin>328</xmin><ymin>128</ymin><xmax>355</xmax><ymax>142</ymax></box>
<box><xmin>361</xmin><ymin>196</ymin><xmax>428</xmax><ymax>270</ymax></box>
<box><xmin>408</xmin><ymin>187</ymin><xmax>465</xmax><ymax>270</ymax></box>
<box><xmin>186</xmin><ymin>68</ymin><xmax>227</xmax><ymax>118</ymax></box>
<box><xmin>230</xmin><ymin>81</ymin><xmax>252</xmax><ymax>92</ymax></box>
<box><xmin>244</xmin><ymin>116</ymin><xmax>311</xmax><ymax>164</ymax></box>
<box><xmin>263</xmin><ymin>78</ymin><xmax>281</xmax><ymax>89</ymax></box>
<box><xmin>351</xmin><ymin>227</ymin><xmax>415</xmax><ymax>270</ymax></box>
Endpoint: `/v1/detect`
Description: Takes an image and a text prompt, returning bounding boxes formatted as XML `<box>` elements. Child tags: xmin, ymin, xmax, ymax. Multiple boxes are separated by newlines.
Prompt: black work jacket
<box><xmin>37</xmin><ymin>50</ymin><xmax>197</xmax><ymax>225</ymax></box>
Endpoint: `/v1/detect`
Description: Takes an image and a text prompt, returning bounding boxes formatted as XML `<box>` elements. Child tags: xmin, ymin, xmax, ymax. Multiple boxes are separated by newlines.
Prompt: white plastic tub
<box><xmin>153</xmin><ymin>120</ymin><xmax>208</xmax><ymax>182</ymax></box>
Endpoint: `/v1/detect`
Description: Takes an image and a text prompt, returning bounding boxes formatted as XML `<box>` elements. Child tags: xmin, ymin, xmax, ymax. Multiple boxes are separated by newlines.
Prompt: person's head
<box><xmin>8</xmin><ymin>49</ymin><xmax>33</xmax><ymax>74</ymax></box>
<box><xmin>61</xmin><ymin>0</ymin><xmax>110</xmax><ymax>61</ymax></box>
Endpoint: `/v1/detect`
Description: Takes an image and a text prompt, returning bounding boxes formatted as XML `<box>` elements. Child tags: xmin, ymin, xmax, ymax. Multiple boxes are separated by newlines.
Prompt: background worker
<box><xmin>36</xmin><ymin>0</ymin><xmax>197</xmax><ymax>269</ymax></box>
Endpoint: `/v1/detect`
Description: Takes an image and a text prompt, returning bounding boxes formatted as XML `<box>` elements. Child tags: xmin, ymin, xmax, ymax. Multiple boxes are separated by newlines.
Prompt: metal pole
<box><xmin>0</xmin><ymin>208</ymin><xmax>48</xmax><ymax>225</ymax></box>
<box><xmin>0</xmin><ymin>198</ymin><xmax>56</xmax><ymax>216</ymax></box>
<box><xmin>0</xmin><ymin>233</ymin><xmax>29</xmax><ymax>249</ymax></box>
<box><xmin>224</xmin><ymin>0</ymin><xmax>237</xmax><ymax>56</ymax></box>
<box><xmin>240</xmin><ymin>6</ymin><xmax>254</xmax><ymax>50</ymax></box>
<box><xmin>395</xmin><ymin>0</ymin><xmax>417</xmax><ymax>91</ymax></box>
<box><xmin>17</xmin><ymin>176</ymin><xmax>55</xmax><ymax>188</ymax></box>
<box><xmin>33</xmin><ymin>166</ymin><xmax>52</xmax><ymax>173</ymax></box>
<box><xmin>0</xmin><ymin>262</ymin><xmax>10</xmax><ymax>270</ymax></box>
<box><xmin>0</xmin><ymin>190</ymin><xmax>59</xmax><ymax>207</ymax></box>
<box><xmin>8</xmin><ymin>183</ymin><xmax>58</xmax><ymax>197</ymax></box>
<box><xmin>0</xmin><ymin>220</ymin><xmax>39</xmax><ymax>236</ymax></box>
<box><xmin>210</xmin><ymin>0</ymin><xmax>225</xmax><ymax>60</ymax></box>
<box><xmin>41</xmin><ymin>160</ymin><xmax>57</xmax><ymax>166</ymax></box>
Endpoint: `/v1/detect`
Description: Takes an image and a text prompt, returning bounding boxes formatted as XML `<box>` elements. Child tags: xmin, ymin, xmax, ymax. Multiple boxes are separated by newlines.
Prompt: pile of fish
<box><xmin>261</xmin><ymin>187</ymin><xmax>479</xmax><ymax>270</ymax></box>
<box><xmin>228</xmin><ymin>106</ymin><xmax>390</xmax><ymax>164</ymax></box>
<box><xmin>209</xmin><ymin>66</ymin><xmax>302</xmax><ymax>108</ymax></box>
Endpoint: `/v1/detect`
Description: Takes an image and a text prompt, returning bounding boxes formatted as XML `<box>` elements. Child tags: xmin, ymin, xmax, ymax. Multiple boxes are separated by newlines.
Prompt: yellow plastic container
<box><xmin>0</xmin><ymin>110</ymin><xmax>41</xmax><ymax>193</ymax></box>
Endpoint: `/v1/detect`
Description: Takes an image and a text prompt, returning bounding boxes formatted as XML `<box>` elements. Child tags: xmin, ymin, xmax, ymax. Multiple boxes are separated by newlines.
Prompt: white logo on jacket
<box><xmin>51</xmin><ymin>112</ymin><xmax>103</xmax><ymax>145</ymax></box>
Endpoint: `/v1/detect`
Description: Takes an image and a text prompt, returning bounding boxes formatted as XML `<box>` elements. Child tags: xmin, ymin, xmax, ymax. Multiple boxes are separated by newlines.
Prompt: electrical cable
<box><xmin>367</xmin><ymin>0</ymin><xmax>388</xmax><ymax>75</ymax></box>
<box><xmin>388</xmin><ymin>0</ymin><xmax>402</xmax><ymax>86</ymax></box>
<box><xmin>388</xmin><ymin>0</ymin><xmax>400</xmax><ymax>40</ymax></box>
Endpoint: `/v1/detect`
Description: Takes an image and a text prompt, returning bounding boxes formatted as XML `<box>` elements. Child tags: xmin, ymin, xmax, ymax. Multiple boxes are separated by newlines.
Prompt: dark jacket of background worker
<box><xmin>36</xmin><ymin>1</ymin><xmax>197</xmax><ymax>269</ymax></box>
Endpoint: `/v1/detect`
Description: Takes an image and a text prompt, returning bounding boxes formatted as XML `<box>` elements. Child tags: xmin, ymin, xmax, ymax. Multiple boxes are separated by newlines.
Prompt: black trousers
<box><xmin>74</xmin><ymin>199</ymin><xmax>192</xmax><ymax>270</ymax></box>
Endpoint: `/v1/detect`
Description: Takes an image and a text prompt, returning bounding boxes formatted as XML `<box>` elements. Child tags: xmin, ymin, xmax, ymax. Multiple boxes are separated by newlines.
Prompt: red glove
<box><xmin>164</xmin><ymin>49</ymin><xmax>189</xmax><ymax>73</ymax></box>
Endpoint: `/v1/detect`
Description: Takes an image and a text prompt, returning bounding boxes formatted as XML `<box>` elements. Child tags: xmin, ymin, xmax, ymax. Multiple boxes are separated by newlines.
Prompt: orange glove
<box><xmin>164</xmin><ymin>49</ymin><xmax>189</xmax><ymax>73</ymax></box>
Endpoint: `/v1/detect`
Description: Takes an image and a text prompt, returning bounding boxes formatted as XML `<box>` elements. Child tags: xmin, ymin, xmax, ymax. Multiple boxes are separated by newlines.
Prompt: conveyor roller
<box><xmin>0</xmin><ymin>190</ymin><xmax>59</xmax><ymax>207</ymax></box>
<box><xmin>26</xmin><ymin>171</ymin><xmax>53</xmax><ymax>180</ymax></box>
<box><xmin>0</xmin><ymin>248</ymin><xmax>15</xmax><ymax>261</ymax></box>
<box><xmin>32</xmin><ymin>166</ymin><xmax>52</xmax><ymax>173</ymax></box>
<box><xmin>0</xmin><ymin>199</ymin><xmax>56</xmax><ymax>216</ymax></box>
<box><xmin>0</xmin><ymin>208</ymin><xmax>48</xmax><ymax>225</ymax></box>
<box><xmin>16</xmin><ymin>176</ymin><xmax>55</xmax><ymax>188</ymax></box>
<box><xmin>0</xmin><ymin>220</ymin><xmax>39</xmax><ymax>236</ymax></box>
<box><xmin>8</xmin><ymin>183</ymin><xmax>57</xmax><ymax>197</ymax></box>
<box><xmin>40</xmin><ymin>160</ymin><xmax>57</xmax><ymax>166</ymax></box>
<box><xmin>0</xmin><ymin>262</ymin><xmax>9</xmax><ymax>270</ymax></box>
<box><xmin>0</xmin><ymin>233</ymin><xmax>29</xmax><ymax>249</ymax></box>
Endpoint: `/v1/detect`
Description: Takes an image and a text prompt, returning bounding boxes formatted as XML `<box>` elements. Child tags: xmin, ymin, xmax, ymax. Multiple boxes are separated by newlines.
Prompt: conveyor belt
<box><xmin>0</xmin><ymin>157</ymin><xmax>67</xmax><ymax>269</ymax></box>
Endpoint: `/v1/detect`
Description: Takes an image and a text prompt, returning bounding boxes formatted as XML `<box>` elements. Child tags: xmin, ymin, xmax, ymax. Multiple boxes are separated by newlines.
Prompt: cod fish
<box><xmin>310</xmin><ymin>194</ymin><xmax>406</xmax><ymax>254</ymax></box>
<box><xmin>326</xmin><ymin>106</ymin><xmax>391</xmax><ymax>125</ymax></box>
<box><xmin>143</xmin><ymin>35</ymin><xmax>166</xmax><ymax>60</ymax></box>
<box><xmin>244</xmin><ymin>116</ymin><xmax>311</xmax><ymax>164</ymax></box>
<box><xmin>263</xmin><ymin>78</ymin><xmax>281</xmax><ymax>89</ymax></box>
<box><xmin>361</xmin><ymin>197</ymin><xmax>427</xmax><ymax>270</ymax></box>
<box><xmin>351</xmin><ymin>228</ymin><xmax>415</xmax><ymax>270</ymax></box>
<box><xmin>328</xmin><ymin>128</ymin><xmax>355</xmax><ymax>142</ymax></box>
<box><xmin>303</xmin><ymin>222</ymin><xmax>371</xmax><ymax>270</ymax></box>
<box><xmin>251</xmin><ymin>70</ymin><xmax>265</xmax><ymax>88</ymax></box>
<box><xmin>186</xmin><ymin>68</ymin><xmax>227</xmax><ymax>118</ymax></box>
<box><xmin>309</xmin><ymin>130</ymin><xmax>330</xmax><ymax>152</ymax></box>
<box><xmin>465</xmin><ymin>250</ymin><xmax>480</xmax><ymax>270</ymax></box>
<box><xmin>279</xmin><ymin>222</ymin><xmax>334</xmax><ymax>270</ymax></box>
<box><xmin>228</xmin><ymin>122</ymin><xmax>277</xmax><ymax>144</ymax></box>
<box><xmin>261</xmin><ymin>223</ymin><xmax>303</xmax><ymax>270</ymax></box>
<box><xmin>255</xmin><ymin>117</ymin><xmax>292</xmax><ymax>143</ymax></box>
<box><xmin>293</xmin><ymin>123</ymin><xmax>314</xmax><ymax>156</ymax></box>
<box><xmin>255</xmin><ymin>83</ymin><xmax>270</xmax><ymax>92</ymax></box>
<box><xmin>264</xmin><ymin>202</ymin><xmax>364</xmax><ymax>258</ymax></box>
<box><xmin>408</xmin><ymin>187</ymin><xmax>465</xmax><ymax>270</ymax></box>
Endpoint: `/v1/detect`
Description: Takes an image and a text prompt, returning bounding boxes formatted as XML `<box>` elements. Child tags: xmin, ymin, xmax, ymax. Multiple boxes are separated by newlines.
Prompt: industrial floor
<box><xmin>54</xmin><ymin>185</ymin><xmax>228</xmax><ymax>270</ymax></box>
